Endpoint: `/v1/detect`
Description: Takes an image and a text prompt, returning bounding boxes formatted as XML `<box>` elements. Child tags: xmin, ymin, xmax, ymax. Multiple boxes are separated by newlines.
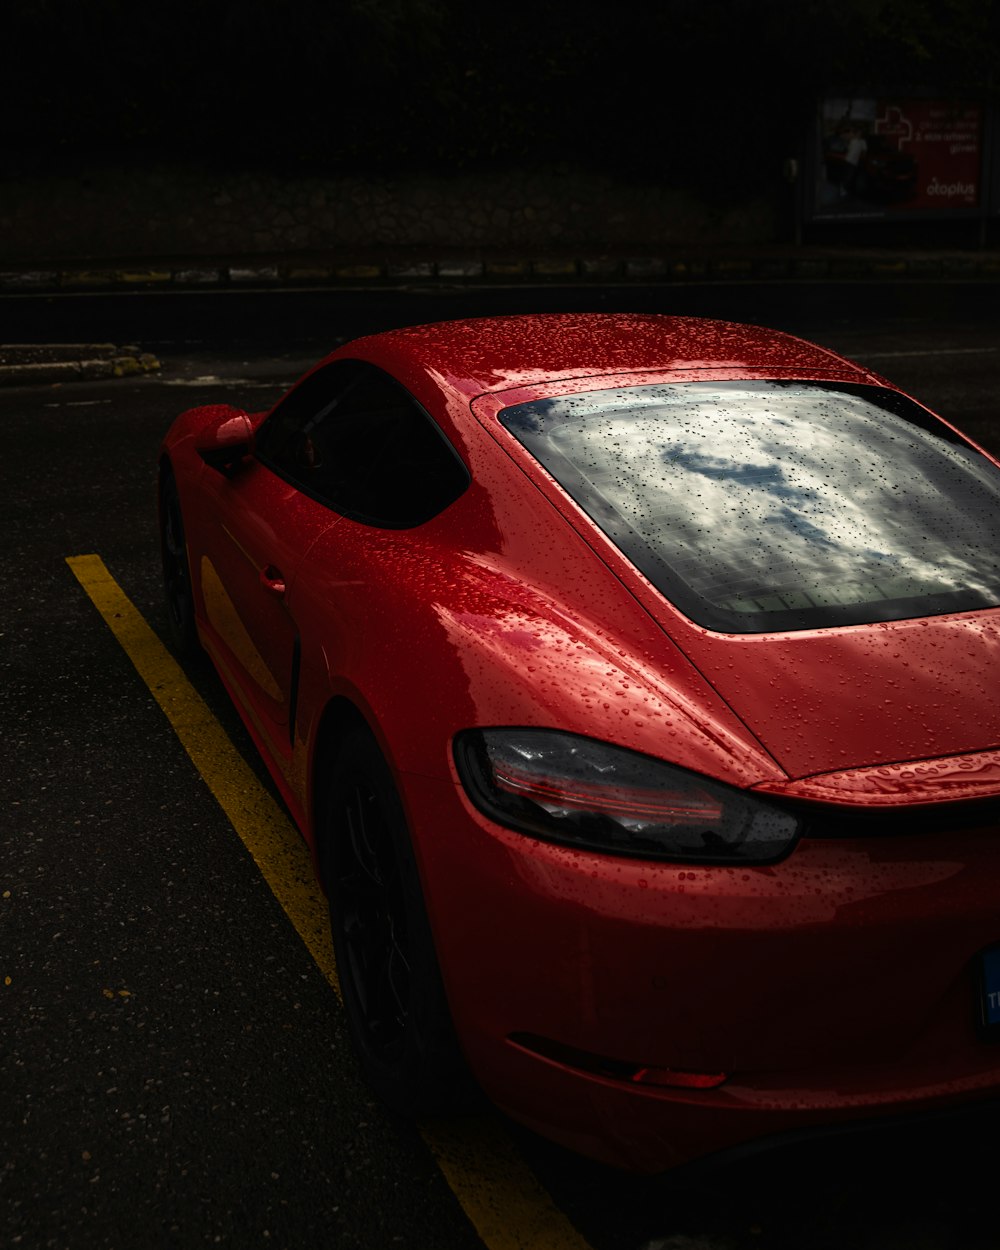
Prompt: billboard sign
<box><xmin>810</xmin><ymin>96</ymin><xmax>983</xmax><ymax>220</ymax></box>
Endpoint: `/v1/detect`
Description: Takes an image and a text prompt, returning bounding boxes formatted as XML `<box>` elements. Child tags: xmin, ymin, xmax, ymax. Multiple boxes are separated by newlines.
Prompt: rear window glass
<box><xmin>499</xmin><ymin>380</ymin><xmax>1000</xmax><ymax>633</ymax></box>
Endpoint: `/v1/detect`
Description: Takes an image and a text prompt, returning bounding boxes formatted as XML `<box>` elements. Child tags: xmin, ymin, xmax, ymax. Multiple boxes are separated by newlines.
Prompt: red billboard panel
<box><xmin>812</xmin><ymin>97</ymin><xmax>982</xmax><ymax>219</ymax></box>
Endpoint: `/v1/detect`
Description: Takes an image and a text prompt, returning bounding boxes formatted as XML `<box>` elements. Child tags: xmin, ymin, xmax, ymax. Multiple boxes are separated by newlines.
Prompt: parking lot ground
<box><xmin>63</xmin><ymin>553</ymin><xmax>599</xmax><ymax>1250</ymax></box>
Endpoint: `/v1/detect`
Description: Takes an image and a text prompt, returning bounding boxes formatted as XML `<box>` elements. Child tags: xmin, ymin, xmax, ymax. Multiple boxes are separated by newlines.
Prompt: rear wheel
<box><xmin>159</xmin><ymin>467</ymin><xmax>199</xmax><ymax>657</ymax></box>
<box><xmin>322</xmin><ymin>727</ymin><xmax>475</xmax><ymax>1116</ymax></box>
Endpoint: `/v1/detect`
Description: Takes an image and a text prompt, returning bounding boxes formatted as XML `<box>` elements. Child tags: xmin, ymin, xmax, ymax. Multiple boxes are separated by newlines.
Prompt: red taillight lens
<box><xmin>455</xmin><ymin>729</ymin><xmax>801</xmax><ymax>864</ymax></box>
<box><xmin>492</xmin><ymin>760</ymin><xmax>724</xmax><ymax>826</ymax></box>
<box><xmin>510</xmin><ymin>1033</ymin><xmax>728</xmax><ymax>1090</ymax></box>
<box><xmin>631</xmin><ymin>1066</ymin><xmax>727</xmax><ymax>1090</ymax></box>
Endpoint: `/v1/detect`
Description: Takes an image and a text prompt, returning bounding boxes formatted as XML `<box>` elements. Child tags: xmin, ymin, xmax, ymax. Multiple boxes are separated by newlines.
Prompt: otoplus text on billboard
<box><xmin>812</xmin><ymin>97</ymin><xmax>982</xmax><ymax>219</ymax></box>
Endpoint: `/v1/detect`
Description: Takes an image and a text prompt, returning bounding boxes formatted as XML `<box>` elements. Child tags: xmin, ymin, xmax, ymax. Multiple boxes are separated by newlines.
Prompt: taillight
<box><xmin>455</xmin><ymin>729</ymin><xmax>801</xmax><ymax>864</ymax></box>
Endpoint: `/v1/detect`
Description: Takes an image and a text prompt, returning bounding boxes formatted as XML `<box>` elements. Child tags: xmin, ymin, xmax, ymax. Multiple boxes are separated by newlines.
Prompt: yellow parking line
<box><xmin>424</xmin><ymin>1117</ymin><xmax>597</xmax><ymax>1250</ymax></box>
<box><xmin>66</xmin><ymin>553</ymin><xmax>596</xmax><ymax>1250</ymax></box>
<box><xmin>65</xmin><ymin>553</ymin><xmax>338</xmax><ymax>989</ymax></box>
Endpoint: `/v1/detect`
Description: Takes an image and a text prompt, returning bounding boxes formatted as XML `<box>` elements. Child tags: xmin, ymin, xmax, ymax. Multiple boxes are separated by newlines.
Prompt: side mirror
<box><xmin>194</xmin><ymin>407</ymin><xmax>254</xmax><ymax>474</ymax></box>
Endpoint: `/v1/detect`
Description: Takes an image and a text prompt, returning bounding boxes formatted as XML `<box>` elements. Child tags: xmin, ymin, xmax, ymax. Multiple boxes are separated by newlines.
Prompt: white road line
<box><xmin>852</xmin><ymin>346</ymin><xmax>1000</xmax><ymax>360</ymax></box>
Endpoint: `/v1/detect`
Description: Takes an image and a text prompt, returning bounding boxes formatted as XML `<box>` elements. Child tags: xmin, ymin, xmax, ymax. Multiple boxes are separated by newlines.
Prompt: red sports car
<box><xmin>159</xmin><ymin>314</ymin><xmax>1000</xmax><ymax>1172</ymax></box>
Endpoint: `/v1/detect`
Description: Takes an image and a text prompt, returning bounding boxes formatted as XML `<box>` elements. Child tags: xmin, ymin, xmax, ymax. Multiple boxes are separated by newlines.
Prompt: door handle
<box><xmin>259</xmin><ymin>564</ymin><xmax>287</xmax><ymax>597</ymax></box>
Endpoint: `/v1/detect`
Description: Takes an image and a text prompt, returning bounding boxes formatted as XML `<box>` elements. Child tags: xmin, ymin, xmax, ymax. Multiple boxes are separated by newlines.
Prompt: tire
<box><xmin>322</xmin><ymin>727</ymin><xmax>476</xmax><ymax>1117</ymax></box>
<box><xmin>159</xmin><ymin>468</ymin><xmax>199</xmax><ymax>657</ymax></box>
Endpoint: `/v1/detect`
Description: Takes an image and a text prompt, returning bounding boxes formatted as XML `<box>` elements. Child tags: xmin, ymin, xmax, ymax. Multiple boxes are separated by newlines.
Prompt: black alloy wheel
<box><xmin>340</xmin><ymin>771</ymin><xmax>411</xmax><ymax>1060</ymax></box>
<box><xmin>159</xmin><ymin>468</ymin><xmax>198</xmax><ymax>656</ymax></box>
<box><xmin>323</xmin><ymin>728</ymin><xmax>476</xmax><ymax>1117</ymax></box>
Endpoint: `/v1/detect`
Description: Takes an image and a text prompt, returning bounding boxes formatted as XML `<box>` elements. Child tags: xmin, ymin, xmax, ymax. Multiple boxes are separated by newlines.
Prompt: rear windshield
<box><xmin>499</xmin><ymin>380</ymin><xmax>1000</xmax><ymax>633</ymax></box>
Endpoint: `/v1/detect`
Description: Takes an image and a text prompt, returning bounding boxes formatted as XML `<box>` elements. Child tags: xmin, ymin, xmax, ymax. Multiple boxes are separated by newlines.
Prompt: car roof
<box><xmin>336</xmin><ymin>313</ymin><xmax>880</xmax><ymax>398</ymax></box>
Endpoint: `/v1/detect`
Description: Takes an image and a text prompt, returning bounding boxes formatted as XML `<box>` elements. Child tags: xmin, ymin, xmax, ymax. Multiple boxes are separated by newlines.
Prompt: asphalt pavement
<box><xmin>1</xmin><ymin>238</ymin><xmax>998</xmax><ymax>386</ymax></box>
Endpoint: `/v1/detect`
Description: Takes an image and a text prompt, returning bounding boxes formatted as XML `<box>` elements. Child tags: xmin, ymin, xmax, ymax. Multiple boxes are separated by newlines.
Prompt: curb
<box><xmin>3</xmin><ymin>251</ymin><xmax>1000</xmax><ymax>293</ymax></box>
<box><xmin>0</xmin><ymin>344</ymin><xmax>161</xmax><ymax>387</ymax></box>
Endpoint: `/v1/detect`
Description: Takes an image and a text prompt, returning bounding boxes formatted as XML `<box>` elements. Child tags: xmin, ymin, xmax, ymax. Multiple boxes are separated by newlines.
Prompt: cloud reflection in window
<box><xmin>501</xmin><ymin>382</ymin><xmax>1000</xmax><ymax>632</ymax></box>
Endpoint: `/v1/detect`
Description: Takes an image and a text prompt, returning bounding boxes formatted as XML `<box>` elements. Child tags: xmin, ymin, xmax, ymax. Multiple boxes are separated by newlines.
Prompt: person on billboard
<box><xmin>842</xmin><ymin>125</ymin><xmax>868</xmax><ymax>196</ymax></box>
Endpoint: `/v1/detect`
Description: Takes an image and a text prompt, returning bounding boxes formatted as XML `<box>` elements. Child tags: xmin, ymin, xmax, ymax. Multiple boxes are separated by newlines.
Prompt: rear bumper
<box><xmin>401</xmin><ymin>769</ymin><xmax>1000</xmax><ymax>1171</ymax></box>
<box><xmin>477</xmin><ymin>1025</ymin><xmax>1000</xmax><ymax>1170</ymax></box>
<box><xmin>476</xmin><ymin>1026</ymin><xmax>1000</xmax><ymax>1171</ymax></box>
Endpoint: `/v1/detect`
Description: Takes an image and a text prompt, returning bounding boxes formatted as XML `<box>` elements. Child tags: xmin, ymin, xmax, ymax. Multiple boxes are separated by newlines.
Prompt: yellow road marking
<box><xmin>66</xmin><ymin>553</ymin><xmax>596</xmax><ymax>1250</ymax></box>
<box><xmin>424</xmin><ymin>1117</ymin><xmax>596</xmax><ymax>1250</ymax></box>
<box><xmin>65</xmin><ymin>553</ymin><xmax>337</xmax><ymax>989</ymax></box>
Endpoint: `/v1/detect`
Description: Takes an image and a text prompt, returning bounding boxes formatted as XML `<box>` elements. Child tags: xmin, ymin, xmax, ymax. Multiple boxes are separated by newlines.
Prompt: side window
<box><xmin>254</xmin><ymin>360</ymin><xmax>469</xmax><ymax>527</ymax></box>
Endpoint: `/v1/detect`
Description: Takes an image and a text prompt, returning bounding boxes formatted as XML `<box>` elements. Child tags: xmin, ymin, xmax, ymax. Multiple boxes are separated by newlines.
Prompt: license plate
<box><xmin>978</xmin><ymin>945</ymin><xmax>1000</xmax><ymax>1039</ymax></box>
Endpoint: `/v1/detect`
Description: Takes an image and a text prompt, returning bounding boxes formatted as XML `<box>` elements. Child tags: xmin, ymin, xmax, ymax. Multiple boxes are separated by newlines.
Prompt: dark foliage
<box><xmin>3</xmin><ymin>0</ymin><xmax>998</xmax><ymax>189</ymax></box>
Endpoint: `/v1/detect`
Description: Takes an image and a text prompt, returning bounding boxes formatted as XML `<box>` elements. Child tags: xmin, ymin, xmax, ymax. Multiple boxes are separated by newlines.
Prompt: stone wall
<box><xmin>1</xmin><ymin>163</ymin><xmax>779</xmax><ymax>263</ymax></box>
